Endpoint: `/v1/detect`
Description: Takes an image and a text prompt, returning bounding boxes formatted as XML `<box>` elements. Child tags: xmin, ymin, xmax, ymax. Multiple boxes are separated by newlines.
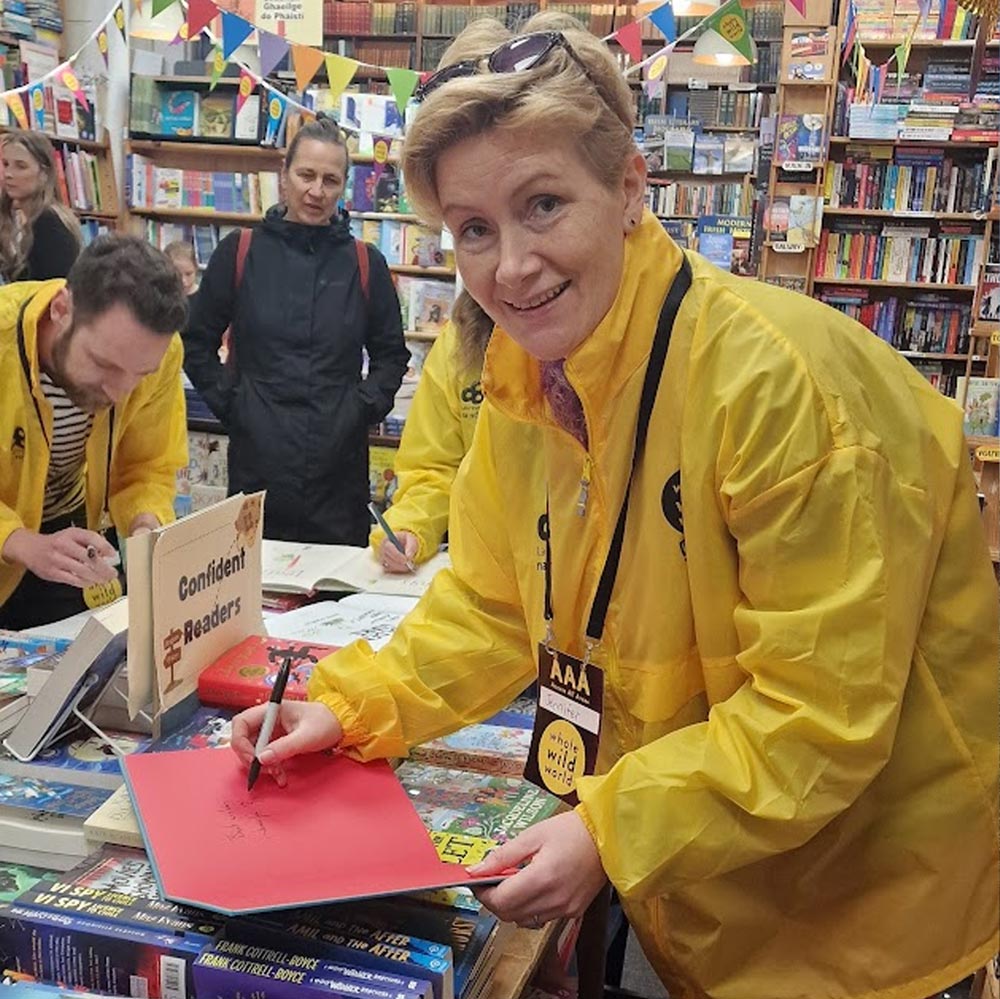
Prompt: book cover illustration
<box><xmin>693</xmin><ymin>134</ymin><xmax>725</xmax><ymax>175</ymax></box>
<box><xmin>787</xmin><ymin>28</ymin><xmax>831</xmax><ymax>80</ymax></box>
<box><xmin>1</xmin><ymin>728</ymin><xmax>150</xmax><ymax>789</ymax></box>
<box><xmin>396</xmin><ymin>761</ymin><xmax>561</xmax><ymax>846</ymax></box>
<box><xmin>160</xmin><ymin>89</ymin><xmax>198</xmax><ymax>137</ymax></box>
<box><xmin>0</xmin><ymin>773</ymin><xmax>112</xmax><ymax>818</ymax></box>
<box><xmin>787</xmin><ymin>194</ymin><xmax>822</xmax><ymax>247</ymax></box>
<box><xmin>197</xmin><ymin>637</ymin><xmax>337</xmax><ymax>710</ymax></box>
<box><xmin>83</xmin><ymin>783</ymin><xmax>143</xmax><ymax>850</ymax></box>
<box><xmin>977</xmin><ymin>265</ymin><xmax>999</xmax><ymax>322</ymax></box>
<box><xmin>722</xmin><ymin>135</ymin><xmax>755</xmax><ymax>174</ymax></box>
<box><xmin>0</xmin><ymin>861</ymin><xmax>54</xmax><ymax>904</ymax></box>
<box><xmin>664</xmin><ymin>129</ymin><xmax>695</xmax><ymax>172</ymax></box>
<box><xmin>963</xmin><ymin>378</ymin><xmax>1000</xmax><ymax>436</ymax></box>
<box><xmin>411</xmin><ymin>280</ymin><xmax>456</xmax><ymax>332</ymax></box>
<box><xmin>198</xmin><ymin>94</ymin><xmax>235</xmax><ymax>141</ymax></box>
<box><xmin>409</xmin><ymin>724</ymin><xmax>532</xmax><ymax>776</ymax></box>
<box><xmin>765</xmin><ymin>197</ymin><xmax>791</xmax><ymax>241</ymax></box>
<box><xmin>149</xmin><ymin>705</ymin><xmax>234</xmax><ymax>752</ymax></box>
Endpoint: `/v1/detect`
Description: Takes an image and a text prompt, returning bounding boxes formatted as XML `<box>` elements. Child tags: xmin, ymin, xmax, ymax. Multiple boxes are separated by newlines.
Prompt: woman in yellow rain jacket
<box><xmin>232</xmin><ymin>15</ymin><xmax>999</xmax><ymax>998</ymax></box>
<box><xmin>370</xmin><ymin>291</ymin><xmax>492</xmax><ymax>572</ymax></box>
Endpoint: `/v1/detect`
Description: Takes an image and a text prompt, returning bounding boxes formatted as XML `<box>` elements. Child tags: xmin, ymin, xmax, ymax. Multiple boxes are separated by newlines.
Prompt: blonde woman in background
<box><xmin>0</xmin><ymin>131</ymin><xmax>80</xmax><ymax>282</ymax></box>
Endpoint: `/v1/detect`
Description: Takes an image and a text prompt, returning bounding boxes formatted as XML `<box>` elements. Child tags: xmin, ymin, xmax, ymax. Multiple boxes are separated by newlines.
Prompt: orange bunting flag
<box><xmin>59</xmin><ymin>65</ymin><xmax>90</xmax><ymax>110</ymax></box>
<box><xmin>5</xmin><ymin>92</ymin><xmax>27</xmax><ymax>129</ymax></box>
<box><xmin>291</xmin><ymin>44</ymin><xmax>325</xmax><ymax>92</ymax></box>
<box><xmin>614</xmin><ymin>20</ymin><xmax>644</xmax><ymax>64</ymax></box>
<box><xmin>236</xmin><ymin>67</ymin><xmax>256</xmax><ymax>115</ymax></box>
<box><xmin>324</xmin><ymin>53</ymin><xmax>359</xmax><ymax>104</ymax></box>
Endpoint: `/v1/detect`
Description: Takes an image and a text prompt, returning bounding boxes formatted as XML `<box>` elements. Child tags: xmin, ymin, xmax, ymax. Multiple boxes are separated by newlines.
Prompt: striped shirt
<box><xmin>40</xmin><ymin>373</ymin><xmax>93</xmax><ymax>522</ymax></box>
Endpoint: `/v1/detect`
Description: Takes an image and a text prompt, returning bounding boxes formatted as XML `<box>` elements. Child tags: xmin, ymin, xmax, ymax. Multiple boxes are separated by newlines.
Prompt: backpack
<box><xmin>224</xmin><ymin>227</ymin><xmax>371</xmax><ymax>366</ymax></box>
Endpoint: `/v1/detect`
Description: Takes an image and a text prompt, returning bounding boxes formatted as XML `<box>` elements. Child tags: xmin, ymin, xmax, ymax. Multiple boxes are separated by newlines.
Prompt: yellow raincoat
<box><xmin>0</xmin><ymin>280</ymin><xmax>187</xmax><ymax>606</ymax></box>
<box><xmin>311</xmin><ymin>213</ymin><xmax>999</xmax><ymax>999</ymax></box>
<box><xmin>370</xmin><ymin>320</ymin><xmax>482</xmax><ymax>563</ymax></box>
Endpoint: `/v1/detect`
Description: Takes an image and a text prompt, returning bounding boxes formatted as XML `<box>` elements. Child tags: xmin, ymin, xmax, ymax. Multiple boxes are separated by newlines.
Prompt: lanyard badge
<box><xmin>524</xmin><ymin>642</ymin><xmax>604</xmax><ymax>805</ymax></box>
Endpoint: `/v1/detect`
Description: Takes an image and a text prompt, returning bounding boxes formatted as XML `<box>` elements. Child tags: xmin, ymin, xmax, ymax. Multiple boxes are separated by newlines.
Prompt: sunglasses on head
<box><xmin>414</xmin><ymin>31</ymin><xmax>601</xmax><ymax>103</ymax></box>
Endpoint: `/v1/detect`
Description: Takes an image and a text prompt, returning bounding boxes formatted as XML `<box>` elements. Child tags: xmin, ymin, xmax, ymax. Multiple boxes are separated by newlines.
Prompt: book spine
<box><xmin>0</xmin><ymin>902</ymin><xmax>207</xmax><ymax>999</ymax></box>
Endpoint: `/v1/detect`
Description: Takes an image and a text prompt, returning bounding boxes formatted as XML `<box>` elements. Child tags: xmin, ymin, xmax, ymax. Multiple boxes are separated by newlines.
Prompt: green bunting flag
<box><xmin>700</xmin><ymin>0</ymin><xmax>754</xmax><ymax>63</ymax></box>
<box><xmin>386</xmin><ymin>67</ymin><xmax>419</xmax><ymax>115</ymax></box>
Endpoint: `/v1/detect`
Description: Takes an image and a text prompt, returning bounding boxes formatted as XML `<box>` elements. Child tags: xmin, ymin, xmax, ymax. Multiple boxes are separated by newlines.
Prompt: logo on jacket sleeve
<box><xmin>10</xmin><ymin>427</ymin><xmax>25</xmax><ymax>459</ymax></box>
<box><xmin>661</xmin><ymin>469</ymin><xmax>686</xmax><ymax>559</ymax></box>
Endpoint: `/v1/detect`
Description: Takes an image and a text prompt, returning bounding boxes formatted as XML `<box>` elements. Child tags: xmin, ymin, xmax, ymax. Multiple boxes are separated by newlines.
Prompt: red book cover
<box><xmin>197</xmin><ymin>635</ymin><xmax>339</xmax><ymax>710</ymax></box>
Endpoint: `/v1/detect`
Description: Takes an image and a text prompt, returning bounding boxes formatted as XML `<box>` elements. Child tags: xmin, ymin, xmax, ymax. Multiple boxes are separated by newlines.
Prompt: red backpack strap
<box><xmin>235</xmin><ymin>227</ymin><xmax>253</xmax><ymax>290</ymax></box>
<box><xmin>355</xmin><ymin>238</ymin><xmax>370</xmax><ymax>304</ymax></box>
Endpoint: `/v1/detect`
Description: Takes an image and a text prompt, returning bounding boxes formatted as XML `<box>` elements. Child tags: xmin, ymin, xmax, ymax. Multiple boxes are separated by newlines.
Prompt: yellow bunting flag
<box><xmin>324</xmin><ymin>53</ymin><xmax>359</xmax><ymax>104</ymax></box>
<box><xmin>59</xmin><ymin>65</ymin><xmax>90</xmax><ymax>109</ymax></box>
<box><xmin>5</xmin><ymin>92</ymin><xmax>27</xmax><ymax>129</ymax></box>
<box><xmin>291</xmin><ymin>44</ymin><xmax>325</xmax><ymax>92</ymax></box>
<box><xmin>236</xmin><ymin>67</ymin><xmax>256</xmax><ymax>115</ymax></box>
<box><xmin>209</xmin><ymin>46</ymin><xmax>228</xmax><ymax>91</ymax></box>
<box><xmin>96</xmin><ymin>27</ymin><xmax>110</xmax><ymax>67</ymax></box>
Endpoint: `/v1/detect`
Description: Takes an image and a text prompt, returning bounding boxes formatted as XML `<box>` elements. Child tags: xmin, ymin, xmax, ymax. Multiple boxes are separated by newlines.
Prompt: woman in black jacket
<box><xmin>183</xmin><ymin>116</ymin><xmax>409</xmax><ymax>545</ymax></box>
<box><xmin>0</xmin><ymin>131</ymin><xmax>81</xmax><ymax>282</ymax></box>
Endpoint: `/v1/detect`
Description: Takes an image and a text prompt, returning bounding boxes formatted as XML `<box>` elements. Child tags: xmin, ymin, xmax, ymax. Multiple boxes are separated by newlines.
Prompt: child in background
<box><xmin>163</xmin><ymin>240</ymin><xmax>199</xmax><ymax>299</ymax></box>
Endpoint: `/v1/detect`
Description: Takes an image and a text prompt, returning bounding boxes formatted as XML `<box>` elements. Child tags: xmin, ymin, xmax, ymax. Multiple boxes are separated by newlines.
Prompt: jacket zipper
<box><xmin>577</xmin><ymin>454</ymin><xmax>592</xmax><ymax>517</ymax></box>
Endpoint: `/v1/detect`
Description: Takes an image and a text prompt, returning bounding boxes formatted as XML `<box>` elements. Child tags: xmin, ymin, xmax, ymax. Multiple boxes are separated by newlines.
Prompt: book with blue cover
<box><xmin>160</xmin><ymin>89</ymin><xmax>199</xmax><ymax>137</ymax></box>
<box><xmin>0</xmin><ymin>774</ymin><xmax>112</xmax><ymax>817</ymax></box>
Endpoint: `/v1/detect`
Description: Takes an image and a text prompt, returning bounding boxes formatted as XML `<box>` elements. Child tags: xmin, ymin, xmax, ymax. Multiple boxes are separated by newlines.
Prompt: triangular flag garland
<box><xmin>170</xmin><ymin>21</ymin><xmax>190</xmax><ymax>45</ymax></box>
<box><xmin>258</xmin><ymin>30</ymin><xmax>290</xmax><ymax>77</ymax></box>
<box><xmin>96</xmin><ymin>27</ymin><xmax>110</xmax><ymax>68</ymax></box>
<box><xmin>786</xmin><ymin>0</ymin><xmax>808</xmax><ymax>17</ymax></box>
<box><xmin>58</xmin><ymin>65</ymin><xmax>90</xmax><ymax>109</ymax></box>
<box><xmin>5</xmin><ymin>93</ymin><xmax>27</xmax><ymax>129</ymax></box>
<box><xmin>263</xmin><ymin>91</ymin><xmax>288</xmax><ymax>146</ymax></box>
<box><xmin>371</xmin><ymin>134</ymin><xmax>393</xmax><ymax>182</ymax></box>
<box><xmin>291</xmin><ymin>43</ymin><xmax>326</xmax><ymax>92</ymax></box>
<box><xmin>221</xmin><ymin>11</ymin><xmax>254</xmax><ymax>60</ymax></box>
<box><xmin>28</xmin><ymin>83</ymin><xmax>45</xmax><ymax>130</ymax></box>
<box><xmin>613</xmin><ymin>20</ymin><xmax>644</xmax><ymax>63</ymax></box>
<box><xmin>113</xmin><ymin>3</ymin><xmax>126</xmax><ymax>41</ymax></box>
<box><xmin>236</xmin><ymin>67</ymin><xmax>256</xmax><ymax>116</ymax></box>
<box><xmin>152</xmin><ymin>0</ymin><xmax>179</xmax><ymax>14</ymax></box>
<box><xmin>385</xmin><ymin>67</ymin><xmax>420</xmax><ymax>116</ymax></box>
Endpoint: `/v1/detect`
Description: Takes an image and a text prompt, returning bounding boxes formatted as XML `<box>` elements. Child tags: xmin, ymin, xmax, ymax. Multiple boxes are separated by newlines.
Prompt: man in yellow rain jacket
<box><xmin>370</xmin><ymin>315</ymin><xmax>485</xmax><ymax>571</ymax></box>
<box><xmin>0</xmin><ymin>234</ymin><xmax>188</xmax><ymax>628</ymax></box>
<box><xmin>285</xmin><ymin>215</ymin><xmax>1000</xmax><ymax>998</ymax></box>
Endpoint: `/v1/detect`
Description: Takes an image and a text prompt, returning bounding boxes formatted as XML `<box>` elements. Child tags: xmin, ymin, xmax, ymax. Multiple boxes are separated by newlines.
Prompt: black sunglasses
<box><xmin>414</xmin><ymin>31</ymin><xmax>602</xmax><ymax>103</ymax></box>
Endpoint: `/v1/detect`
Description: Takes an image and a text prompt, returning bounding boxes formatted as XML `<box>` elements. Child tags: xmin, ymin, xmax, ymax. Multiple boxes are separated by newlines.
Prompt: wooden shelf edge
<box><xmin>130</xmin><ymin>207</ymin><xmax>264</xmax><ymax>223</ymax></box>
<box><xmin>389</xmin><ymin>264</ymin><xmax>455</xmax><ymax>276</ymax></box>
<box><xmin>813</xmin><ymin>277</ymin><xmax>976</xmax><ymax>290</ymax></box>
<box><xmin>129</xmin><ymin>138</ymin><xmax>284</xmax><ymax>158</ymax></box>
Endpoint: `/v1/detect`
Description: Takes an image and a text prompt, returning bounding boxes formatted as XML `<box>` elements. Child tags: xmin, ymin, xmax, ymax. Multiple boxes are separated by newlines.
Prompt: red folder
<box><xmin>122</xmin><ymin>748</ymin><xmax>503</xmax><ymax>915</ymax></box>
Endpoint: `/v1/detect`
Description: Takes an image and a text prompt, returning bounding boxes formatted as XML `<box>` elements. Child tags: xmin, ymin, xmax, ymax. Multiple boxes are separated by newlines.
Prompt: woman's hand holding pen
<box><xmin>467</xmin><ymin>811</ymin><xmax>607</xmax><ymax>929</ymax></box>
<box><xmin>231</xmin><ymin>701</ymin><xmax>343</xmax><ymax>788</ymax></box>
<box><xmin>379</xmin><ymin>531</ymin><xmax>419</xmax><ymax>574</ymax></box>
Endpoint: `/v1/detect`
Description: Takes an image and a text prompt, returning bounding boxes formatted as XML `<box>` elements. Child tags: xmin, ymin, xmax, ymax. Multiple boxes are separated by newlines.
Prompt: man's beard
<box><xmin>49</xmin><ymin>326</ymin><xmax>111</xmax><ymax>413</ymax></box>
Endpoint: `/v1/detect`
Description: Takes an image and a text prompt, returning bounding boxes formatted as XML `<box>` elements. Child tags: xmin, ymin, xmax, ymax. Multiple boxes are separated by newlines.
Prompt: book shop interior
<box><xmin>0</xmin><ymin>0</ymin><xmax>999</xmax><ymax>997</ymax></box>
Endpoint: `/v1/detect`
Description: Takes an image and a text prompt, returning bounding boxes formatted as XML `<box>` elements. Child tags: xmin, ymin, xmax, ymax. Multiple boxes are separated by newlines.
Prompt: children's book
<box><xmin>265</xmin><ymin>601</ymin><xmax>404</xmax><ymax>653</ymax></box>
<box><xmin>963</xmin><ymin>378</ymin><xmax>1000</xmax><ymax>436</ymax></box>
<box><xmin>121</xmin><ymin>749</ymin><xmax>507</xmax><ymax>918</ymax></box>
<box><xmin>410</xmin><ymin>280</ymin><xmax>456</xmax><ymax>332</ymax></box>
<box><xmin>83</xmin><ymin>783</ymin><xmax>144</xmax><ymax>850</ymax></box>
<box><xmin>261</xmin><ymin>540</ymin><xmax>450</xmax><ymax>599</ymax></box>
<box><xmin>664</xmin><ymin>128</ymin><xmax>695</xmax><ymax>172</ymax></box>
<box><xmin>765</xmin><ymin>196</ymin><xmax>791</xmax><ymax>242</ymax></box>
<box><xmin>234</xmin><ymin>93</ymin><xmax>261</xmax><ymax>142</ymax></box>
<box><xmin>0</xmin><ymin>861</ymin><xmax>54</xmax><ymax>904</ymax></box>
<box><xmin>409</xmin><ymin>724</ymin><xmax>532</xmax><ymax>777</ymax></box>
<box><xmin>160</xmin><ymin>89</ymin><xmax>198</xmax><ymax>137</ymax></box>
<box><xmin>3</xmin><ymin>599</ymin><xmax>130</xmax><ymax>764</ymax></box>
<box><xmin>0</xmin><ymin>773</ymin><xmax>112</xmax><ymax>818</ymax></box>
<box><xmin>692</xmin><ymin>134</ymin><xmax>725</xmax><ymax>175</ymax></box>
<box><xmin>196</xmin><ymin>635</ymin><xmax>339</xmax><ymax>710</ymax></box>
<box><xmin>722</xmin><ymin>135</ymin><xmax>755</xmax><ymax>174</ymax></box>
<box><xmin>787</xmin><ymin>194</ymin><xmax>823</xmax><ymax>247</ymax></box>
<box><xmin>198</xmin><ymin>93</ymin><xmax>235</xmax><ymax>140</ymax></box>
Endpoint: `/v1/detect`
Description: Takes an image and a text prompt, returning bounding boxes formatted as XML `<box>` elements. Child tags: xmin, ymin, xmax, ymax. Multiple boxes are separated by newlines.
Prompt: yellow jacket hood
<box><xmin>0</xmin><ymin>280</ymin><xmax>188</xmax><ymax>604</ymax></box>
<box><xmin>311</xmin><ymin>214</ymin><xmax>999</xmax><ymax>999</ymax></box>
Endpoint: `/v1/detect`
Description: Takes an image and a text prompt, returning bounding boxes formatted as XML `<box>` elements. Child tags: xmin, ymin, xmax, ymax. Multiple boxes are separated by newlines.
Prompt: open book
<box><xmin>262</xmin><ymin>541</ymin><xmax>450</xmax><ymax>598</ymax></box>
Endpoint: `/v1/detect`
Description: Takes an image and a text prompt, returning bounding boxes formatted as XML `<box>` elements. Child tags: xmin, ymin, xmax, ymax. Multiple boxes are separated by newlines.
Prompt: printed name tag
<box><xmin>523</xmin><ymin>643</ymin><xmax>604</xmax><ymax>805</ymax></box>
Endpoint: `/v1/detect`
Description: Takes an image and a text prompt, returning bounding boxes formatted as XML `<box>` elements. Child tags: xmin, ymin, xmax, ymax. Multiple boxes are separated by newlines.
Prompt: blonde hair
<box><xmin>452</xmin><ymin>287</ymin><xmax>493</xmax><ymax>370</ymax></box>
<box><xmin>0</xmin><ymin>131</ymin><xmax>81</xmax><ymax>281</ymax></box>
<box><xmin>163</xmin><ymin>240</ymin><xmax>197</xmax><ymax>268</ymax></box>
<box><xmin>403</xmin><ymin>12</ymin><xmax>637</xmax><ymax>227</ymax></box>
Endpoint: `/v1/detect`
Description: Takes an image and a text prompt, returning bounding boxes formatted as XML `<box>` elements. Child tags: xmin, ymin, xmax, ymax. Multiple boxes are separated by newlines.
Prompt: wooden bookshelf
<box><xmin>390</xmin><ymin>264</ymin><xmax>456</xmax><ymax>277</ymax></box>
<box><xmin>129</xmin><ymin>139</ymin><xmax>283</xmax><ymax>160</ymax></box>
<box><xmin>828</xmin><ymin>136</ymin><xmax>999</xmax><ymax>150</ymax></box>
<box><xmin>131</xmin><ymin>207</ymin><xmax>264</xmax><ymax>224</ymax></box>
<box><xmin>812</xmin><ymin>277</ymin><xmax>977</xmax><ymax>291</ymax></box>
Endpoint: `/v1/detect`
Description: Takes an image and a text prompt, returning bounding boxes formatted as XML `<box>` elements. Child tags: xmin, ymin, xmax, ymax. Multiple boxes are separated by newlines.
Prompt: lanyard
<box><xmin>543</xmin><ymin>255</ymin><xmax>693</xmax><ymax>650</ymax></box>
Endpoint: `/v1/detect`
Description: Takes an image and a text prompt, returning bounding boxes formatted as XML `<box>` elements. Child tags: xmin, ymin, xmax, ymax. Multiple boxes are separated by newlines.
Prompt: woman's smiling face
<box><xmin>438</xmin><ymin>128</ymin><xmax>645</xmax><ymax>361</ymax></box>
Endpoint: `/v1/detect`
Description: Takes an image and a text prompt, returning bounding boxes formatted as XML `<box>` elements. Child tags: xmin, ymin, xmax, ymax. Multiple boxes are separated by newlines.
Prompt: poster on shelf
<box><xmin>253</xmin><ymin>0</ymin><xmax>322</xmax><ymax>47</ymax></box>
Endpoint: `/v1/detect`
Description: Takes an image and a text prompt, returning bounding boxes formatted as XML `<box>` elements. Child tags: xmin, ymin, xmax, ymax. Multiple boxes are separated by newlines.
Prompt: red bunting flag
<box><xmin>236</xmin><ymin>67</ymin><xmax>256</xmax><ymax>115</ymax></box>
<box><xmin>186</xmin><ymin>0</ymin><xmax>218</xmax><ymax>40</ymax></box>
<box><xmin>614</xmin><ymin>21</ymin><xmax>644</xmax><ymax>64</ymax></box>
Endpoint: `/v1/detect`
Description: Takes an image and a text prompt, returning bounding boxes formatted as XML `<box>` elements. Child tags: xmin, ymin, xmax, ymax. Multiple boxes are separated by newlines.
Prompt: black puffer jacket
<box><xmin>183</xmin><ymin>206</ymin><xmax>409</xmax><ymax>545</ymax></box>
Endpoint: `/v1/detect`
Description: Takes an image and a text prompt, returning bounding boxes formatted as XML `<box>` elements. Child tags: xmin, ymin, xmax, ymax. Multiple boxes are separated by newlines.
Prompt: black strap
<box><xmin>543</xmin><ymin>255</ymin><xmax>693</xmax><ymax>643</ymax></box>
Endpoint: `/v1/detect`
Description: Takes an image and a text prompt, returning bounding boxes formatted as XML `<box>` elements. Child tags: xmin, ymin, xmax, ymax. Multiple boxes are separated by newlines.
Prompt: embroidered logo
<box><xmin>10</xmin><ymin>427</ymin><xmax>25</xmax><ymax>459</ymax></box>
<box><xmin>661</xmin><ymin>470</ymin><xmax>686</xmax><ymax>559</ymax></box>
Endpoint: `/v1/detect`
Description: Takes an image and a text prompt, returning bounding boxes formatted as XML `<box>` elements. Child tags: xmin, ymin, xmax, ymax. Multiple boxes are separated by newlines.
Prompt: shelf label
<box><xmin>688</xmin><ymin>78</ymin><xmax>709</xmax><ymax>90</ymax></box>
<box><xmin>771</xmin><ymin>242</ymin><xmax>806</xmax><ymax>254</ymax></box>
<box><xmin>991</xmin><ymin>331</ymin><xmax>1000</xmax><ymax>346</ymax></box>
<box><xmin>780</xmin><ymin>161</ymin><xmax>818</xmax><ymax>173</ymax></box>
<box><xmin>975</xmin><ymin>444</ymin><xmax>1000</xmax><ymax>463</ymax></box>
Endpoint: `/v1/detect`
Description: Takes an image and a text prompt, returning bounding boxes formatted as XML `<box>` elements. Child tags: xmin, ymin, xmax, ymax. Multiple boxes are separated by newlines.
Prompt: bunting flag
<box><xmin>786</xmin><ymin>0</ymin><xmax>808</xmax><ymax>16</ymax></box>
<box><xmin>324</xmin><ymin>53</ymin><xmax>359</xmax><ymax>104</ymax></box>
<box><xmin>855</xmin><ymin>42</ymin><xmax>869</xmax><ymax>99</ymax></box>
<box><xmin>58</xmin><ymin>65</ymin><xmax>90</xmax><ymax>109</ymax></box>
<box><xmin>96</xmin><ymin>27</ymin><xmax>110</xmax><ymax>67</ymax></box>
<box><xmin>133</xmin><ymin>0</ymin><xmax>143</xmax><ymax>12</ymax></box>
<box><xmin>291</xmin><ymin>43</ymin><xmax>325</xmax><ymax>91</ymax></box>
<box><xmin>895</xmin><ymin>36</ymin><xmax>912</xmax><ymax>88</ymax></box>
<box><xmin>259</xmin><ymin>30</ymin><xmax>289</xmax><ymax>77</ymax></box>
<box><xmin>371</xmin><ymin>134</ymin><xmax>392</xmax><ymax>183</ymax></box>
<box><xmin>28</xmin><ymin>82</ymin><xmax>45</xmax><ymax>130</ymax></box>
<box><xmin>643</xmin><ymin>46</ymin><xmax>669</xmax><ymax>96</ymax></box>
<box><xmin>221</xmin><ymin>11</ymin><xmax>254</xmax><ymax>59</ymax></box>
<box><xmin>647</xmin><ymin>3</ymin><xmax>676</xmax><ymax>42</ymax></box>
<box><xmin>236</xmin><ymin>67</ymin><xmax>256</xmax><ymax>115</ymax></box>
<box><xmin>170</xmin><ymin>21</ymin><xmax>190</xmax><ymax>44</ymax></box>
<box><xmin>152</xmin><ymin>0</ymin><xmax>179</xmax><ymax>14</ymax></box>
<box><xmin>113</xmin><ymin>3</ymin><xmax>127</xmax><ymax>41</ymax></box>
<box><xmin>209</xmin><ymin>46</ymin><xmax>228</xmax><ymax>90</ymax></box>
<box><xmin>4</xmin><ymin>92</ymin><xmax>27</xmax><ymax>129</ymax></box>
<box><xmin>385</xmin><ymin>66</ymin><xmax>419</xmax><ymax>115</ymax></box>
<box><xmin>874</xmin><ymin>62</ymin><xmax>887</xmax><ymax>104</ymax></box>
<box><xmin>186</xmin><ymin>0</ymin><xmax>218</xmax><ymax>39</ymax></box>
<box><xmin>841</xmin><ymin>0</ymin><xmax>857</xmax><ymax>65</ymax></box>
<box><xmin>263</xmin><ymin>90</ymin><xmax>287</xmax><ymax>145</ymax></box>
<box><xmin>613</xmin><ymin>20</ymin><xmax>644</xmax><ymax>62</ymax></box>
<box><xmin>917</xmin><ymin>0</ymin><xmax>933</xmax><ymax>21</ymax></box>
<box><xmin>700</xmin><ymin>0</ymin><xmax>754</xmax><ymax>62</ymax></box>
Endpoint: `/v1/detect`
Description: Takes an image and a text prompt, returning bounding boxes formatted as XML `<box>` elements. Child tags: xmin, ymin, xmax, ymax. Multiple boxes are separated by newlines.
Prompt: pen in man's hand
<box><xmin>247</xmin><ymin>654</ymin><xmax>293</xmax><ymax>791</ymax></box>
<box><xmin>367</xmin><ymin>502</ymin><xmax>416</xmax><ymax>573</ymax></box>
